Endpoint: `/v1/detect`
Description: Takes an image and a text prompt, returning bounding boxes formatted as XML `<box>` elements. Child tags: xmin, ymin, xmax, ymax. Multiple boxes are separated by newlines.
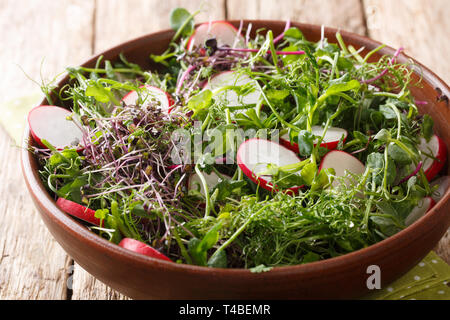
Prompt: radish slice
<box><xmin>237</xmin><ymin>138</ymin><xmax>303</xmax><ymax>192</ymax></box>
<box><xmin>203</xmin><ymin>71</ymin><xmax>260</xmax><ymax>110</ymax></box>
<box><xmin>430</xmin><ymin>176</ymin><xmax>450</xmax><ymax>203</ymax></box>
<box><xmin>121</xmin><ymin>85</ymin><xmax>174</xmax><ymax>113</ymax></box>
<box><xmin>188</xmin><ymin>171</ymin><xmax>230</xmax><ymax>194</ymax></box>
<box><xmin>28</xmin><ymin>105</ymin><xmax>84</xmax><ymax>149</ymax></box>
<box><xmin>280</xmin><ymin>126</ymin><xmax>348</xmax><ymax>153</ymax></box>
<box><xmin>417</xmin><ymin>135</ymin><xmax>447</xmax><ymax>181</ymax></box>
<box><xmin>187</xmin><ymin>21</ymin><xmax>244</xmax><ymax>51</ymax></box>
<box><xmin>56</xmin><ymin>197</ymin><xmax>102</xmax><ymax>226</ymax></box>
<box><xmin>319</xmin><ymin>150</ymin><xmax>366</xmax><ymax>188</ymax></box>
<box><xmin>404</xmin><ymin>197</ymin><xmax>435</xmax><ymax>226</ymax></box>
<box><xmin>118</xmin><ymin>238</ymin><xmax>172</xmax><ymax>262</ymax></box>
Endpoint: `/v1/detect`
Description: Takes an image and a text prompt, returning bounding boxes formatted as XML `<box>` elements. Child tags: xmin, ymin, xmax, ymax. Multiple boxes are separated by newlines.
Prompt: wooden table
<box><xmin>0</xmin><ymin>0</ymin><xmax>448</xmax><ymax>300</ymax></box>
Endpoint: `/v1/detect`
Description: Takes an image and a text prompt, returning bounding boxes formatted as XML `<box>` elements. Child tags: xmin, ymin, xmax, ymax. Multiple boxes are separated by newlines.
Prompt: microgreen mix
<box><xmin>31</xmin><ymin>8</ymin><xmax>447</xmax><ymax>270</ymax></box>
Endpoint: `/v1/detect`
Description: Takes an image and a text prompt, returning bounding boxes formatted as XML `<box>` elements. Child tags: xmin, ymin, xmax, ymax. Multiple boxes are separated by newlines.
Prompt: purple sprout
<box><xmin>397</xmin><ymin>161</ymin><xmax>423</xmax><ymax>185</ymax></box>
<box><xmin>273</xmin><ymin>19</ymin><xmax>291</xmax><ymax>44</ymax></box>
<box><xmin>361</xmin><ymin>47</ymin><xmax>404</xmax><ymax>84</ymax></box>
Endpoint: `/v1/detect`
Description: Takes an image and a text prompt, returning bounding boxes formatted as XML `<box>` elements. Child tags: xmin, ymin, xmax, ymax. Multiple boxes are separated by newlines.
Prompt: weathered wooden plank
<box><xmin>70</xmin><ymin>263</ymin><xmax>130</xmax><ymax>300</ymax></box>
<box><xmin>0</xmin><ymin>0</ymin><xmax>95</xmax><ymax>299</ymax></box>
<box><xmin>94</xmin><ymin>0</ymin><xmax>226</xmax><ymax>54</ymax></box>
<box><xmin>226</xmin><ymin>0</ymin><xmax>367</xmax><ymax>35</ymax></box>
<box><xmin>0</xmin><ymin>0</ymin><xmax>95</xmax><ymax>105</ymax></box>
<box><xmin>0</xmin><ymin>126</ymin><xmax>71</xmax><ymax>299</ymax></box>
<box><xmin>363</xmin><ymin>0</ymin><xmax>450</xmax><ymax>83</ymax></box>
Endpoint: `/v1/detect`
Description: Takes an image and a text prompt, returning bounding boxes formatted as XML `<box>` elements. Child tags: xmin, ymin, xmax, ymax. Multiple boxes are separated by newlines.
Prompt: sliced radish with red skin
<box><xmin>417</xmin><ymin>135</ymin><xmax>447</xmax><ymax>181</ymax></box>
<box><xmin>28</xmin><ymin>105</ymin><xmax>84</xmax><ymax>150</ymax></box>
<box><xmin>118</xmin><ymin>238</ymin><xmax>172</xmax><ymax>262</ymax></box>
<box><xmin>187</xmin><ymin>21</ymin><xmax>244</xmax><ymax>51</ymax></box>
<box><xmin>430</xmin><ymin>176</ymin><xmax>450</xmax><ymax>203</ymax></box>
<box><xmin>188</xmin><ymin>171</ymin><xmax>231</xmax><ymax>195</ymax></box>
<box><xmin>203</xmin><ymin>71</ymin><xmax>260</xmax><ymax>110</ymax></box>
<box><xmin>318</xmin><ymin>150</ymin><xmax>366</xmax><ymax>188</ymax></box>
<box><xmin>280</xmin><ymin>126</ymin><xmax>348</xmax><ymax>153</ymax></box>
<box><xmin>121</xmin><ymin>85</ymin><xmax>174</xmax><ymax>113</ymax></box>
<box><xmin>56</xmin><ymin>197</ymin><xmax>102</xmax><ymax>226</ymax></box>
<box><xmin>404</xmin><ymin>196</ymin><xmax>435</xmax><ymax>227</ymax></box>
<box><xmin>237</xmin><ymin>138</ymin><xmax>304</xmax><ymax>193</ymax></box>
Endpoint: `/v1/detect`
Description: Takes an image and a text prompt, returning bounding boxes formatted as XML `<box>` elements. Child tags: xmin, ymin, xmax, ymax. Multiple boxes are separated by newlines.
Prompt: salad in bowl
<box><xmin>27</xmin><ymin>8</ymin><xmax>448</xmax><ymax>272</ymax></box>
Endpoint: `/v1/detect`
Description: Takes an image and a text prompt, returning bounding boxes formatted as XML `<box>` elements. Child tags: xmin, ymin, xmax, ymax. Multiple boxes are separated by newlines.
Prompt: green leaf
<box><xmin>353</xmin><ymin>131</ymin><xmax>368</xmax><ymax>144</ymax></box>
<box><xmin>302</xmin><ymin>252</ymin><xmax>320</xmax><ymax>263</ymax></box>
<box><xmin>104</xmin><ymin>215</ymin><xmax>122</xmax><ymax>244</ymax></box>
<box><xmin>61</xmin><ymin>149</ymin><xmax>80</xmax><ymax>161</ymax></box>
<box><xmin>57</xmin><ymin>175</ymin><xmax>88</xmax><ymax>200</ymax></box>
<box><xmin>188</xmin><ymin>237</ymin><xmax>206</xmax><ymax>266</ymax></box>
<box><xmin>376</xmin><ymin>200</ymin><xmax>397</xmax><ymax>216</ymax></box>
<box><xmin>391</xmin><ymin>198</ymin><xmax>417</xmax><ymax>221</ymax></box>
<box><xmin>199</xmin><ymin>222</ymin><xmax>222</xmax><ymax>252</ymax></box>
<box><xmin>379</xmin><ymin>104</ymin><xmax>397</xmax><ymax>119</ymax></box>
<box><xmin>297</xmin><ymin>130</ymin><xmax>315</xmax><ymax>157</ymax></box>
<box><xmin>212</xmin><ymin>179</ymin><xmax>247</xmax><ymax>201</ymax></box>
<box><xmin>270</xmin><ymin>166</ymin><xmax>306</xmax><ymax>189</ymax></box>
<box><xmin>130</xmin><ymin>203</ymin><xmax>149</xmax><ymax>218</ymax></box>
<box><xmin>110</xmin><ymin>200</ymin><xmax>134</xmax><ymax>239</ymax></box>
<box><xmin>328</xmin><ymin>73</ymin><xmax>351</xmax><ymax>86</ymax></box>
<box><xmin>337</xmin><ymin>57</ymin><xmax>354</xmax><ymax>71</ymax></box>
<box><xmin>336</xmin><ymin>239</ymin><xmax>353</xmax><ymax>252</ymax></box>
<box><xmin>407</xmin><ymin>176</ymin><xmax>417</xmax><ymax>190</ymax></box>
<box><xmin>294</xmin><ymin>91</ymin><xmax>308</xmax><ymax>114</ymax></box>
<box><xmin>94</xmin><ymin>208</ymin><xmax>109</xmax><ymax>220</ymax></box>
<box><xmin>300</xmin><ymin>162</ymin><xmax>317</xmax><ymax>186</ymax></box>
<box><xmin>388</xmin><ymin>143</ymin><xmax>411</xmax><ymax>165</ymax></box>
<box><xmin>367</xmin><ymin>152</ymin><xmax>396</xmax><ymax>186</ymax></box>
<box><xmin>234</xmin><ymin>109</ymin><xmax>264</xmax><ymax>129</ymax></box>
<box><xmin>385</xmin><ymin>156</ymin><xmax>397</xmax><ymax>186</ymax></box>
<box><xmin>169</xmin><ymin>8</ymin><xmax>194</xmax><ymax>37</ymax></box>
<box><xmin>367</xmin><ymin>152</ymin><xmax>385</xmax><ymax>185</ymax></box>
<box><xmin>371</xmin><ymin>216</ymin><xmax>400</xmax><ymax>237</ymax></box>
<box><xmin>189</xmin><ymin>222</ymin><xmax>223</xmax><ymax>266</ymax></box>
<box><xmin>85</xmin><ymin>82</ymin><xmax>111</xmax><ymax>103</ymax></box>
<box><xmin>311</xmin><ymin>167</ymin><xmax>335</xmax><ymax>191</ymax></box>
<box><xmin>422</xmin><ymin>114</ymin><xmax>434</xmax><ymax>142</ymax></box>
<box><xmin>320</xmin><ymin>79</ymin><xmax>360</xmax><ymax>101</ymax></box>
<box><xmin>49</xmin><ymin>153</ymin><xmax>65</xmax><ymax>167</ymax></box>
<box><xmin>281</xmin><ymin>45</ymin><xmax>304</xmax><ymax>64</ymax></box>
<box><xmin>250</xmin><ymin>264</ymin><xmax>273</xmax><ymax>273</ymax></box>
<box><xmin>266</xmin><ymin>89</ymin><xmax>290</xmax><ymax>101</ymax></box>
<box><xmin>207</xmin><ymin>249</ymin><xmax>227</xmax><ymax>268</ymax></box>
<box><xmin>104</xmin><ymin>60</ymin><xmax>115</xmax><ymax>79</ymax></box>
<box><xmin>187</xmin><ymin>89</ymin><xmax>213</xmax><ymax>116</ymax></box>
<box><xmin>370</xmin><ymin>111</ymin><xmax>384</xmax><ymax>127</ymax></box>
<box><xmin>284</xmin><ymin>27</ymin><xmax>303</xmax><ymax>41</ymax></box>
<box><xmin>374</xmin><ymin>128</ymin><xmax>391</xmax><ymax>142</ymax></box>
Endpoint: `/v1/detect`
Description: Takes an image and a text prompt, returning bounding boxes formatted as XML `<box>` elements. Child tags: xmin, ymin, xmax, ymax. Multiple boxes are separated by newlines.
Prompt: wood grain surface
<box><xmin>0</xmin><ymin>0</ymin><xmax>94</xmax><ymax>300</ymax></box>
<box><xmin>0</xmin><ymin>0</ymin><xmax>448</xmax><ymax>300</ymax></box>
<box><xmin>0</xmin><ymin>0</ymin><xmax>95</xmax><ymax>104</ymax></box>
<box><xmin>226</xmin><ymin>0</ymin><xmax>367</xmax><ymax>35</ymax></box>
<box><xmin>95</xmin><ymin>0</ymin><xmax>226</xmax><ymax>53</ymax></box>
<box><xmin>363</xmin><ymin>0</ymin><xmax>450</xmax><ymax>84</ymax></box>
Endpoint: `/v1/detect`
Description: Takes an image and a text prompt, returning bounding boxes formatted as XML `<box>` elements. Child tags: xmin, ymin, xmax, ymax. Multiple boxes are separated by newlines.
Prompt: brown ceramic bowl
<box><xmin>21</xmin><ymin>21</ymin><xmax>450</xmax><ymax>299</ymax></box>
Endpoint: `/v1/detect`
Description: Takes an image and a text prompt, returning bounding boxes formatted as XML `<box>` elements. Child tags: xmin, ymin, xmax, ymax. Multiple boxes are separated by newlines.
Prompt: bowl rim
<box><xmin>21</xmin><ymin>20</ymin><xmax>450</xmax><ymax>278</ymax></box>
